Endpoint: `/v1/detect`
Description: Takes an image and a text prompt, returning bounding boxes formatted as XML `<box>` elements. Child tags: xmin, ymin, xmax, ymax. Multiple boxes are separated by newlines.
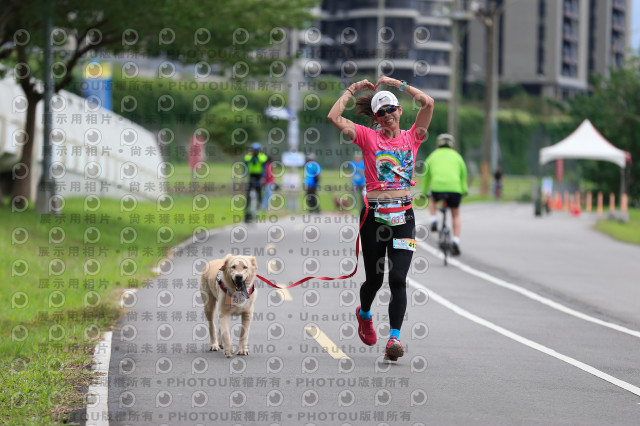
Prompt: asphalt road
<box><xmin>105</xmin><ymin>202</ymin><xmax>640</xmax><ymax>425</ymax></box>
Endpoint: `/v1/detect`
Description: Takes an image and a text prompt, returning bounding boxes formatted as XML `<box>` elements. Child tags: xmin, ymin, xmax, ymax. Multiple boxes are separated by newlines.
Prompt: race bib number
<box><xmin>374</xmin><ymin>204</ymin><xmax>406</xmax><ymax>226</ymax></box>
<box><xmin>226</xmin><ymin>293</ymin><xmax>247</xmax><ymax>305</ymax></box>
<box><xmin>393</xmin><ymin>238</ymin><xmax>416</xmax><ymax>251</ymax></box>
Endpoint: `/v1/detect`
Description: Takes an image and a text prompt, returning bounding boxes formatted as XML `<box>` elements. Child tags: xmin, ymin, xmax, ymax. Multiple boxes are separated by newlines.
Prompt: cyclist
<box><xmin>422</xmin><ymin>133</ymin><xmax>468</xmax><ymax>256</ymax></box>
<box><xmin>243</xmin><ymin>142</ymin><xmax>269</xmax><ymax>222</ymax></box>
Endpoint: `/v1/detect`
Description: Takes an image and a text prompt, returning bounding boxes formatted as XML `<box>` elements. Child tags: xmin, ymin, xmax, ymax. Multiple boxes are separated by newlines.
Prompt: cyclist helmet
<box><xmin>251</xmin><ymin>142</ymin><xmax>261</xmax><ymax>151</ymax></box>
<box><xmin>436</xmin><ymin>133</ymin><xmax>455</xmax><ymax>148</ymax></box>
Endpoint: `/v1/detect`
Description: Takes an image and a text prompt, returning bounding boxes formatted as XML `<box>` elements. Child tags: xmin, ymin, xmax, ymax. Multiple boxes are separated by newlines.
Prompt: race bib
<box><xmin>226</xmin><ymin>293</ymin><xmax>247</xmax><ymax>305</ymax></box>
<box><xmin>393</xmin><ymin>238</ymin><xmax>417</xmax><ymax>251</ymax></box>
<box><xmin>374</xmin><ymin>204</ymin><xmax>406</xmax><ymax>226</ymax></box>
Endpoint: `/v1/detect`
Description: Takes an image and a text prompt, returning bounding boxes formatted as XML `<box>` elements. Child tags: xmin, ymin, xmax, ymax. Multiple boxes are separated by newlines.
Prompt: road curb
<box><xmin>86</xmin><ymin>331</ymin><xmax>112</xmax><ymax>426</ymax></box>
<box><xmin>86</xmin><ymin>222</ymin><xmax>236</xmax><ymax>422</ymax></box>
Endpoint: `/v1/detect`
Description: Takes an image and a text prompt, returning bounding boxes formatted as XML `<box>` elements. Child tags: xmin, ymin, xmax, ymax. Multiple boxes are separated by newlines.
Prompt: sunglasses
<box><xmin>375</xmin><ymin>105</ymin><xmax>398</xmax><ymax>117</ymax></box>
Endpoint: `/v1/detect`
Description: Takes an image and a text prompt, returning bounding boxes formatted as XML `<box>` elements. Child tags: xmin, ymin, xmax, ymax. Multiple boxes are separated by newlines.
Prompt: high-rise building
<box><xmin>464</xmin><ymin>0</ymin><xmax>632</xmax><ymax>100</ymax></box>
<box><xmin>319</xmin><ymin>0</ymin><xmax>457</xmax><ymax>100</ymax></box>
<box><xmin>589</xmin><ymin>0</ymin><xmax>631</xmax><ymax>74</ymax></box>
<box><xmin>317</xmin><ymin>0</ymin><xmax>632</xmax><ymax>102</ymax></box>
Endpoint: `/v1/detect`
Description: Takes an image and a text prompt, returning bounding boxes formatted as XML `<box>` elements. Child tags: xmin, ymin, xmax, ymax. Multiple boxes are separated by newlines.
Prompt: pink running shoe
<box><xmin>356</xmin><ymin>306</ymin><xmax>377</xmax><ymax>346</ymax></box>
<box><xmin>384</xmin><ymin>337</ymin><xmax>404</xmax><ymax>361</ymax></box>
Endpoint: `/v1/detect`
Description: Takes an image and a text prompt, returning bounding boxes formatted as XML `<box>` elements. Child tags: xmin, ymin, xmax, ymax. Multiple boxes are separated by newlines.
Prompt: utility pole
<box><xmin>284</xmin><ymin>28</ymin><xmax>302</xmax><ymax>212</ymax></box>
<box><xmin>478</xmin><ymin>0</ymin><xmax>501</xmax><ymax>197</ymax></box>
<box><xmin>287</xmin><ymin>29</ymin><xmax>301</xmax><ymax>155</ymax></box>
<box><xmin>377</xmin><ymin>0</ymin><xmax>386</xmax><ymax>77</ymax></box>
<box><xmin>447</xmin><ymin>0</ymin><xmax>475</xmax><ymax>141</ymax></box>
<box><xmin>448</xmin><ymin>0</ymin><xmax>461</xmax><ymax>141</ymax></box>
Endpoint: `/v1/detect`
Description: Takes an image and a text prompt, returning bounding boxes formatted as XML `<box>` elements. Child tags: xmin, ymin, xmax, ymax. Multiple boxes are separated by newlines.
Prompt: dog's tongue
<box><xmin>241</xmin><ymin>283</ymin><xmax>250</xmax><ymax>299</ymax></box>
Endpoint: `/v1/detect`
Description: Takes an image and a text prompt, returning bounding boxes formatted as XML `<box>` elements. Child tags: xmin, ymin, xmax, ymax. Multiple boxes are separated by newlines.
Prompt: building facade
<box><xmin>464</xmin><ymin>0</ymin><xmax>632</xmax><ymax>100</ymax></box>
<box><xmin>318</xmin><ymin>0</ymin><xmax>632</xmax><ymax>101</ymax></box>
<box><xmin>319</xmin><ymin>0</ymin><xmax>457</xmax><ymax>100</ymax></box>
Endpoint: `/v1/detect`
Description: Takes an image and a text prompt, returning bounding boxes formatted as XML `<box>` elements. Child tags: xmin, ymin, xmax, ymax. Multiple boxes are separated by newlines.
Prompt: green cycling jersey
<box><xmin>422</xmin><ymin>147</ymin><xmax>468</xmax><ymax>195</ymax></box>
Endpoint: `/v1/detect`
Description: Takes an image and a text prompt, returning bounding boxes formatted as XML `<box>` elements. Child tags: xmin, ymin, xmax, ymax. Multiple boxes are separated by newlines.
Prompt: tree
<box><xmin>0</xmin><ymin>1</ymin><xmax>20</xmax><ymax>62</ymax></box>
<box><xmin>1</xmin><ymin>0</ymin><xmax>317</xmax><ymax>205</ymax></box>
<box><xmin>198</xmin><ymin>102</ymin><xmax>264</xmax><ymax>156</ymax></box>
<box><xmin>568</xmin><ymin>57</ymin><xmax>640</xmax><ymax>202</ymax></box>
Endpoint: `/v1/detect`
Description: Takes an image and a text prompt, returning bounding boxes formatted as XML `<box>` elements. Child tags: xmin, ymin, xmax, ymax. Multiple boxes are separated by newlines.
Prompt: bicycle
<box><xmin>437</xmin><ymin>201</ymin><xmax>452</xmax><ymax>266</ymax></box>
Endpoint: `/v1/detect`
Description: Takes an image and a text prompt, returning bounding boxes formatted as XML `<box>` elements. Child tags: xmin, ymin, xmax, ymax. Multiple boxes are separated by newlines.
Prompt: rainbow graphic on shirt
<box><xmin>376</xmin><ymin>150</ymin><xmax>413</xmax><ymax>187</ymax></box>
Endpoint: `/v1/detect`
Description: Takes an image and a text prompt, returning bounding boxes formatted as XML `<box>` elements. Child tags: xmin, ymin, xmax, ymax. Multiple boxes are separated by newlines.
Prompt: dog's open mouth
<box><xmin>234</xmin><ymin>276</ymin><xmax>250</xmax><ymax>299</ymax></box>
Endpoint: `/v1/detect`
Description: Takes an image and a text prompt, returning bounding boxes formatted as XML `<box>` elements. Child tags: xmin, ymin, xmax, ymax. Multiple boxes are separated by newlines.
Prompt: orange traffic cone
<box><xmin>570</xmin><ymin>197</ymin><xmax>581</xmax><ymax>217</ymax></box>
<box><xmin>555</xmin><ymin>192</ymin><xmax>562</xmax><ymax>210</ymax></box>
<box><xmin>597</xmin><ymin>192</ymin><xmax>603</xmax><ymax>215</ymax></box>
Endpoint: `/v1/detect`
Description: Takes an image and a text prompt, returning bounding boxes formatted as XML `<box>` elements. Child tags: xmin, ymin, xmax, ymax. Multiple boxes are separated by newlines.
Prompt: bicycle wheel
<box><xmin>440</xmin><ymin>227</ymin><xmax>450</xmax><ymax>266</ymax></box>
<box><xmin>443</xmin><ymin>231</ymin><xmax>449</xmax><ymax>266</ymax></box>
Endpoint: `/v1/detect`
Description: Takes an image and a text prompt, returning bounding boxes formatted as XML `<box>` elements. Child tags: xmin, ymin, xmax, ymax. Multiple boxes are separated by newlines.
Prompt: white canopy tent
<box><xmin>538</xmin><ymin>119</ymin><xmax>631</xmax><ymax>206</ymax></box>
<box><xmin>539</xmin><ymin>119</ymin><xmax>630</xmax><ymax>168</ymax></box>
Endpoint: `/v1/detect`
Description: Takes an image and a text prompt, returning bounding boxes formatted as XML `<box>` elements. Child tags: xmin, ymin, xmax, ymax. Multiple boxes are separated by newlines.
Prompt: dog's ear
<box><xmin>222</xmin><ymin>254</ymin><xmax>233</xmax><ymax>269</ymax></box>
<box><xmin>250</xmin><ymin>257</ymin><xmax>257</xmax><ymax>269</ymax></box>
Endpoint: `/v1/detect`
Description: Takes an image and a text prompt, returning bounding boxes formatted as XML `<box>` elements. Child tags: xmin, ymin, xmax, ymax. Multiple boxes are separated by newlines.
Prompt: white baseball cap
<box><xmin>371</xmin><ymin>91</ymin><xmax>400</xmax><ymax>114</ymax></box>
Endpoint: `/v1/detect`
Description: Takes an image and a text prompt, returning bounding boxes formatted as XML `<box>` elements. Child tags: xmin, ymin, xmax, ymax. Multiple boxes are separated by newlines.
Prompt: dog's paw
<box><xmin>224</xmin><ymin>351</ymin><xmax>233</xmax><ymax>358</ymax></box>
<box><xmin>210</xmin><ymin>344</ymin><xmax>220</xmax><ymax>351</ymax></box>
<box><xmin>237</xmin><ymin>349</ymin><xmax>249</xmax><ymax>356</ymax></box>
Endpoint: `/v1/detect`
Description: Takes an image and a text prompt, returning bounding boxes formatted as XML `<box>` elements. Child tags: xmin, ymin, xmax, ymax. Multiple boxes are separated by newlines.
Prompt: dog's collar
<box><xmin>216</xmin><ymin>270</ymin><xmax>255</xmax><ymax>296</ymax></box>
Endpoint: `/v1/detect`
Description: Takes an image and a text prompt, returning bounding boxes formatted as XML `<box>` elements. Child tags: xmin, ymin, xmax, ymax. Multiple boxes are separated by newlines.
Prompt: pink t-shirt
<box><xmin>352</xmin><ymin>123</ymin><xmax>424</xmax><ymax>192</ymax></box>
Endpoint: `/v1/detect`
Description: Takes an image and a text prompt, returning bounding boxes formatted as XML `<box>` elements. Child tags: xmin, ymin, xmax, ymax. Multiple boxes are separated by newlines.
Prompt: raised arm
<box><xmin>375</xmin><ymin>76</ymin><xmax>434</xmax><ymax>141</ymax></box>
<box><xmin>327</xmin><ymin>79</ymin><xmax>376</xmax><ymax>140</ymax></box>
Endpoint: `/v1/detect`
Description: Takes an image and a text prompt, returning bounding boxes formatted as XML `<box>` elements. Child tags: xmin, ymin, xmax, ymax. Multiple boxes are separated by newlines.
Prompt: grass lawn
<box><xmin>594</xmin><ymin>208</ymin><xmax>640</xmax><ymax>246</ymax></box>
<box><xmin>467</xmin><ymin>175</ymin><xmax>537</xmax><ymax>202</ymax></box>
<box><xmin>0</xmin><ymin>190</ymin><xmax>237</xmax><ymax>424</ymax></box>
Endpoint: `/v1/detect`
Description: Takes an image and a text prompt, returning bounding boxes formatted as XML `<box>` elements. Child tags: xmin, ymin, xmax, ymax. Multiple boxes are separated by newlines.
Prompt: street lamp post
<box><xmin>448</xmin><ymin>2</ymin><xmax>461</xmax><ymax>141</ymax></box>
<box><xmin>480</xmin><ymin>0</ymin><xmax>497</xmax><ymax>197</ymax></box>
<box><xmin>285</xmin><ymin>28</ymin><xmax>302</xmax><ymax>212</ymax></box>
<box><xmin>36</xmin><ymin>0</ymin><xmax>56</xmax><ymax>214</ymax></box>
<box><xmin>377</xmin><ymin>0</ymin><xmax>386</xmax><ymax>77</ymax></box>
<box><xmin>287</xmin><ymin>29</ymin><xmax>301</xmax><ymax>155</ymax></box>
<box><xmin>447</xmin><ymin>0</ymin><xmax>476</xmax><ymax>141</ymax></box>
<box><xmin>445</xmin><ymin>0</ymin><xmax>499</xmax><ymax>196</ymax></box>
<box><xmin>476</xmin><ymin>0</ymin><xmax>505</xmax><ymax>198</ymax></box>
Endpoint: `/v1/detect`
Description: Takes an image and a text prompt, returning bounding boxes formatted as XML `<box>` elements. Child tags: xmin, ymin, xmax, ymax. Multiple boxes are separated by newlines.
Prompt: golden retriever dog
<box><xmin>200</xmin><ymin>254</ymin><xmax>258</xmax><ymax>357</ymax></box>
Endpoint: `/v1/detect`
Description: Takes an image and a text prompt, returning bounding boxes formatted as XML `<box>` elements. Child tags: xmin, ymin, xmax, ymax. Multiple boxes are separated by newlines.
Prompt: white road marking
<box><xmin>304</xmin><ymin>326</ymin><xmax>350</xmax><ymax>360</ymax></box>
<box><xmin>86</xmin><ymin>332</ymin><xmax>113</xmax><ymax>426</ymax></box>
<box><xmin>417</xmin><ymin>240</ymin><xmax>640</xmax><ymax>339</ymax></box>
<box><xmin>407</xmin><ymin>278</ymin><xmax>640</xmax><ymax>397</ymax></box>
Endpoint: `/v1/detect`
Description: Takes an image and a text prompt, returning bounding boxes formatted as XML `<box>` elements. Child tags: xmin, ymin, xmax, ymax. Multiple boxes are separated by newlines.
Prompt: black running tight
<box><xmin>358</xmin><ymin>207</ymin><xmax>415</xmax><ymax>330</ymax></box>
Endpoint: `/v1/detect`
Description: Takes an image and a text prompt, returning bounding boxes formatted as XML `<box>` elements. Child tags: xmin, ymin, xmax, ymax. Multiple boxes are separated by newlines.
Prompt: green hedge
<box><xmin>103</xmin><ymin>74</ymin><xmax>573</xmax><ymax>174</ymax></box>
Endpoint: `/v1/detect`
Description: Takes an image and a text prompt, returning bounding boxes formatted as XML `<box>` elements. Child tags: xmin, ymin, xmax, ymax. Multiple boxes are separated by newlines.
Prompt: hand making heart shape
<box><xmin>350</xmin><ymin>76</ymin><xmax>402</xmax><ymax>93</ymax></box>
<box><xmin>374</xmin><ymin>76</ymin><xmax>402</xmax><ymax>90</ymax></box>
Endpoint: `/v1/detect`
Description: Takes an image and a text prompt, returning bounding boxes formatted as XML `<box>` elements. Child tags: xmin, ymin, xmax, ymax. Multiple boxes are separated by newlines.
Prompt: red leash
<box><xmin>255</xmin><ymin>196</ymin><xmax>411</xmax><ymax>290</ymax></box>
